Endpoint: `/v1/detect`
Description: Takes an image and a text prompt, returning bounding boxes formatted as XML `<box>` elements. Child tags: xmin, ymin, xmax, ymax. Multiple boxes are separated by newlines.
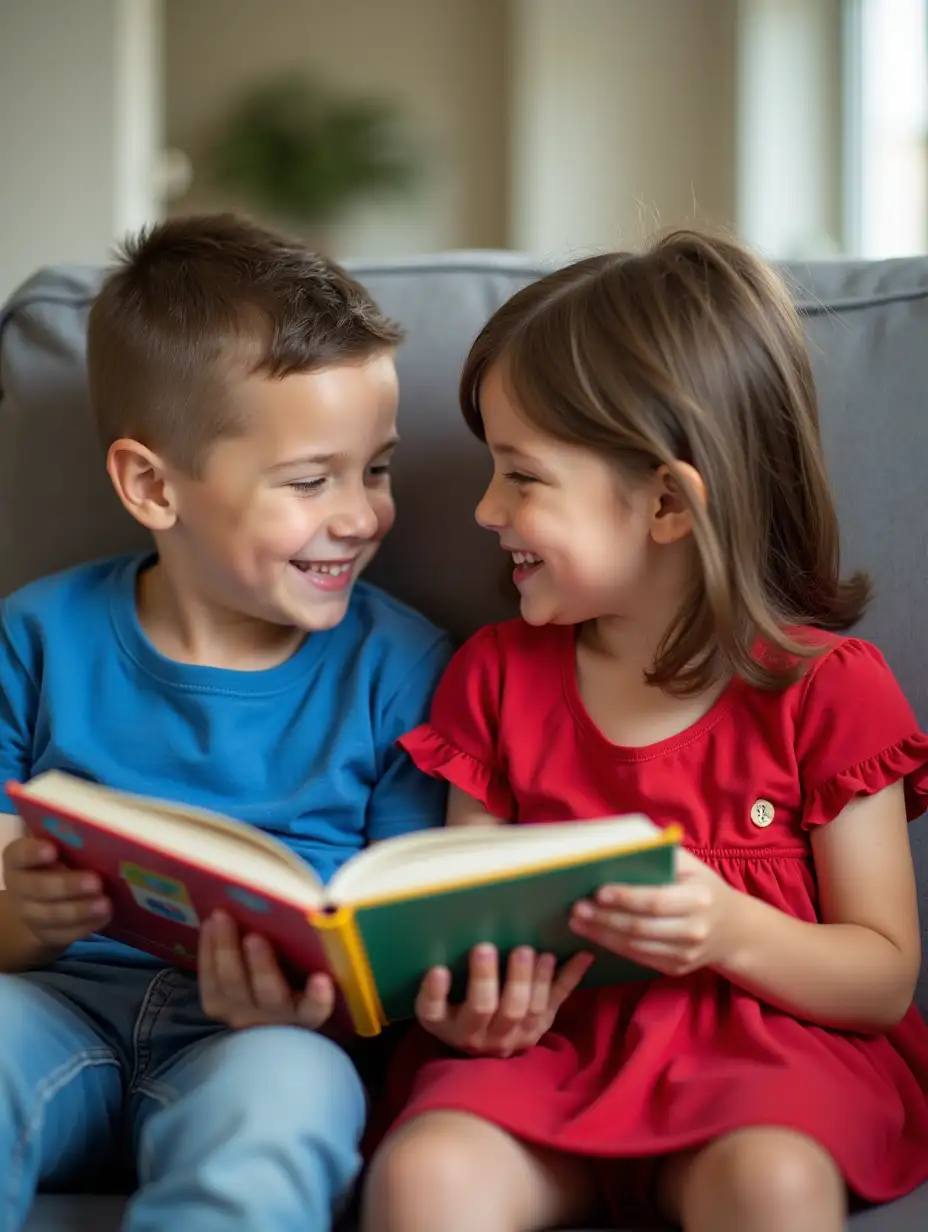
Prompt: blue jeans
<box><xmin>0</xmin><ymin>957</ymin><xmax>366</xmax><ymax>1231</ymax></box>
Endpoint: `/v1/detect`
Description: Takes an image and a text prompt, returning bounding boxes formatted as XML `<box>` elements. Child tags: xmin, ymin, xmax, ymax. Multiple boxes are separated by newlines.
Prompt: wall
<box><xmin>0</xmin><ymin>0</ymin><xmax>162</xmax><ymax>300</ymax></box>
<box><xmin>510</xmin><ymin>0</ymin><xmax>738</xmax><ymax>257</ymax></box>
<box><xmin>163</xmin><ymin>0</ymin><xmax>510</xmax><ymax>257</ymax></box>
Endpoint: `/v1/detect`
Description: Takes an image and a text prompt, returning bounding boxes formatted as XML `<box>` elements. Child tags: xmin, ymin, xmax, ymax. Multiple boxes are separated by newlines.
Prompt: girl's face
<box><xmin>475</xmin><ymin>364</ymin><xmax>677</xmax><ymax>629</ymax></box>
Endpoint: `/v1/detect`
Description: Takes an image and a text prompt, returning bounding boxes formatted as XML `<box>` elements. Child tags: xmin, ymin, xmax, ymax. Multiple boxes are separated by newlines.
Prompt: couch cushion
<box><xmin>23</xmin><ymin>1183</ymin><xmax>928</xmax><ymax>1231</ymax></box>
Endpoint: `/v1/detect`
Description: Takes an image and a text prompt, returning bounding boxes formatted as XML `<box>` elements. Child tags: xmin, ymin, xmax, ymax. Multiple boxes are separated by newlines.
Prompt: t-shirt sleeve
<box><xmin>0</xmin><ymin>606</ymin><xmax>39</xmax><ymax>811</ymax></box>
<box><xmin>397</xmin><ymin>624</ymin><xmax>515</xmax><ymax>819</ymax></box>
<box><xmin>796</xmin><ymin>637</ymin><xmax>928</xmax><ymax>828</ymax></box>
<box><xmin>365</xmin><ymin>635</ymin><xmax>455</xmax><ymax>843</ymax></box>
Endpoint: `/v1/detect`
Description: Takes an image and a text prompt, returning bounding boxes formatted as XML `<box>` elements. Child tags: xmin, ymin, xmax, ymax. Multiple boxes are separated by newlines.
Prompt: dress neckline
<box><xmin>558</xmin><ymin>624</ymin><xmax>742</xmax><ymax>762</ymax></box>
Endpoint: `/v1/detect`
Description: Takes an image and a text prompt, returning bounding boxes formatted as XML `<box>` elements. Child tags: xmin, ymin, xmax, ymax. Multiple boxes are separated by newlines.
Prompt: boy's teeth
<box><xmin>294</xmin><ymin>561</ymin><xmax>352</xmax><ymax>576</ymax></box>
<box><xmin>512</xmin><ymin>551</ymin><xmax>542</xmax><ymax>566</ymax></box>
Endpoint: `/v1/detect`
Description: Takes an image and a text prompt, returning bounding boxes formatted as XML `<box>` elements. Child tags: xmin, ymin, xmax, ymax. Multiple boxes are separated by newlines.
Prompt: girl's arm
<box><xmin>716</xmin><ymin>781</ymin><xmax>920</xmax><ymax>1031</ymax></box>
<box><xmin>446</xmin><ymin>785</ymin><xmax>507</xmax><ymax>828</ymax></box>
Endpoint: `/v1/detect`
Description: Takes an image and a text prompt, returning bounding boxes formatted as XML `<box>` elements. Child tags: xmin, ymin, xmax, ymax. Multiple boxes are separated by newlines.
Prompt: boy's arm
<box><xmin>366</xmin><ymin>637</ymin><xmax>454</xmax><ymax>842</ymax></box>
<box><xmin>0</xmin><ymin>605</ymin><xmax>62</xmax><ymax>970</ymax></box>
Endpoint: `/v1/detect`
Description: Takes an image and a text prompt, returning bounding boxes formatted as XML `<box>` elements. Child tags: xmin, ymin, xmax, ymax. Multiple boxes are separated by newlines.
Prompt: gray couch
<box><xmin>1</xmin><ymin>249</ymin><xmax>927</xmax><ymax>1230</ymax></box>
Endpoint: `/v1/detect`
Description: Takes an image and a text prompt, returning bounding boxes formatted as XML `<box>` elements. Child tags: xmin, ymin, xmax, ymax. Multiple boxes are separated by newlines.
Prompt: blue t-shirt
<box><xmin>0</xmin><ymin>553</ymin><xmax>452</xmax><ymax>964</ymax></box>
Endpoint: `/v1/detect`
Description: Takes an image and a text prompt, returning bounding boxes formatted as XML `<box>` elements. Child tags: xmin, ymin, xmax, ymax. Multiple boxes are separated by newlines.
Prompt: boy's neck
<box><xmin>136</xmin><ymin>558</ymin><xmax>307</xmax><ymax>672</ymax></box>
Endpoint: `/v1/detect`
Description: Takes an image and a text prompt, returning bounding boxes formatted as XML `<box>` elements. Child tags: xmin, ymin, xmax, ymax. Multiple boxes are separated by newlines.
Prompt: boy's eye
<box><xmin>289</xmin><ymin>478</ymin><xmax>325</xmax><ymax>494</ymax></box>
<box><xmin>504</xmin><ymin>471</ymin><xmax>537</xmax><ymax>485</ymax></box>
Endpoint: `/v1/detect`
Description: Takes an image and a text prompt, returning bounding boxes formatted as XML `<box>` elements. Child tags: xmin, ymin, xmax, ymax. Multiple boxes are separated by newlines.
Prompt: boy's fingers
<box><xmin>414</xmin><ymin>965</ymin><xmax>452</xmax><ymax>1025</ymax></box>
<box><xmin>13</xmin><ymin>869</ymin><xmax>102</xmax><ymax>902</ymax></box>
<box><xmin>298</xmin><ymin>973</ymin><xmax>335</xmax><ymax>1029</ymax></box>
<box><xmin>242</xmin><ymin>935</ymin><xmax>292</xmax><ymax>1012</ymax></box>
<box><xmin>3</xmin><ymin>838</ymin><xmax>58</xmax><ymax>871</ymax></box>
<box><xmin>210</xmin><ymin>913</ymin><xmax>254</xmax><ymax>1011</ymax></box>
<box><xmin>20</xmin><ymin>897</ymin><xmax>110</xmax><ymax>930</ymax></box>
<box><xmin>197</xmin><ymin>918</ymin><xmax>224</xmax><ymax>1013</ymax></box>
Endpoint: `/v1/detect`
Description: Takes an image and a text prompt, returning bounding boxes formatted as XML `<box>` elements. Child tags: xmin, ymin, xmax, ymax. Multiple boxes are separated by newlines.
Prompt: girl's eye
<box><xmin>366</xmin><ymin>463</ymin><xmax>392</xmax><ymax>481</ymax></box>
<box><xmin>504</xmin><ymin>471</ymin><xmax>536</xmax><ymax>485</ymax></box>
<box><xmin>289</xmin><ymin>478</ymin><xmax>326</xmax><ymax>495</ymax></box>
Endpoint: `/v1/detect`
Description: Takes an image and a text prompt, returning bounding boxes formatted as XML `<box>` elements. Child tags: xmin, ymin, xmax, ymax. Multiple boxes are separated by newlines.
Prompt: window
<box><xmin>844</xmin><ymin>0</ymin><xmax>928</xmax><ymax>257</ymax></box>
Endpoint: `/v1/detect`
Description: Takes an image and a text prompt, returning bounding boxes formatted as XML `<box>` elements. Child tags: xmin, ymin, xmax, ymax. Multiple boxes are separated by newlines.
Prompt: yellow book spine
<box><xmin>312</xmin><ymin>906</ymin><xmax>385</xmax><ymax>1037</ymax></box>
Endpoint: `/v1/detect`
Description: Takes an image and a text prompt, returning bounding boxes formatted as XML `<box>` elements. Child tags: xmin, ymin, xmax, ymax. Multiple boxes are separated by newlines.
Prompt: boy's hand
<box><xmin>569</xmin><ymin>848</ymin><xmax>741</xmax><ymax>977</ymax></box>
<box><xmin>415</xmin><ymin>943</ymin><xmax>593</xmax><ymax>1058</ymax></box>
<box><xmin>2</xmin><ymin>836</ymin><xmax>111</xmax><ymax>949</ymax></box>
<box><xmin>198</xmin><ymin>910</ymin><xmax>334</xmax><ymax>1030</ymax></box>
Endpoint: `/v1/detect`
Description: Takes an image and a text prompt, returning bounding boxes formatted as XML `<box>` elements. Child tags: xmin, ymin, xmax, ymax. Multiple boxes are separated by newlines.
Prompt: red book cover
<box><xmin>8</xmin><ymin>782</ymin><xmax>344</xmax><ymax>1008</ymax></box>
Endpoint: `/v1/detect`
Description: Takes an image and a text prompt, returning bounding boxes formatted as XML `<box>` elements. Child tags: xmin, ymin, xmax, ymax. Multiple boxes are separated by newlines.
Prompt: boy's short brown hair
<box><xmin>87</xmin><ymin>213</ymin><xmax>404</xmax><ymax>474</ymax></box>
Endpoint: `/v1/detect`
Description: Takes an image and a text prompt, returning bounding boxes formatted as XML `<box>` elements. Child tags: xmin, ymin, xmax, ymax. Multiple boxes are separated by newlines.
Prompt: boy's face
<box><xmin>165</xmin><ymin>352</ymin><xmax>399</xmax><ymax>633</ymax></box>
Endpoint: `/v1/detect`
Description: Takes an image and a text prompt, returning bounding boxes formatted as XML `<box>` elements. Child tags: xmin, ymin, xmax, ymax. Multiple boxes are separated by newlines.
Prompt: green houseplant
<box><xmin>208</xmin><ymin>73</ymin><xmax>420</xmax><ymax>234</ymax></box>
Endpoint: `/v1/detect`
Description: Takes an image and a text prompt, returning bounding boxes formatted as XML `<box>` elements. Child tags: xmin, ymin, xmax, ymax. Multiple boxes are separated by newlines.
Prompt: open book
<box><xmin>7</xmin><ymin>771</ymin><xmax>681</xmax><ymax>1036</ymax></box>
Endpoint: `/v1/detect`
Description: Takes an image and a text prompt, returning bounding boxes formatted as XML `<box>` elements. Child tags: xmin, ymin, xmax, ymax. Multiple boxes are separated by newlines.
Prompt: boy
<box><xmin>0</xmin><ymin>215</ymin><xmax>451</xmax><ymax>1230</ymax></box>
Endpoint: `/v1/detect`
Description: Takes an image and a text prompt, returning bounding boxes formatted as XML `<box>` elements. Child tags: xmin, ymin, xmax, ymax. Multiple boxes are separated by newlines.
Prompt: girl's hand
<box><xmin>415</xmin><ymin>943</ymin><xmax>593</xmax><ymax>1057</ymax></box>
<box><xmin>570</xmin><ymin>849</ymin><xmax>742</xmax><ymax>977</ymax></box>
<box><xmin>198</xmin><ymin>910</ymin><xmax>334</xmax><ymax>1030</ymax></box>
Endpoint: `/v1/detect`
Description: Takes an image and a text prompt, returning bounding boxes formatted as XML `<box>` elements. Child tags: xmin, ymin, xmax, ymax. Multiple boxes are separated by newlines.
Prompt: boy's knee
<box><xmin>691</xmin><ymin>1128</ymin><xmax>843</xmax><ymax>1219</ymax></box>
<box><xmin>192</xmin><ymin>1026</ymin><xmax>366</xmax><ymax>1140</ymax></box>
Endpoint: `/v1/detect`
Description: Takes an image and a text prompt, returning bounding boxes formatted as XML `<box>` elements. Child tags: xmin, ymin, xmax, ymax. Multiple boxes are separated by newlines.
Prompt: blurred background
<box><xmin>0</xmin><ymin>0</ymin><xmax>926</xmax><ymax>300</ymax></box>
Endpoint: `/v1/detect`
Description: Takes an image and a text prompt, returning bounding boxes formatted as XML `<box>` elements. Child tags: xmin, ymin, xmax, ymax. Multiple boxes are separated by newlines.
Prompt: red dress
<box><xmin>381</xmin><ymin>621</ymin><xmax>928</xmax><ymax>1211</ymax></box>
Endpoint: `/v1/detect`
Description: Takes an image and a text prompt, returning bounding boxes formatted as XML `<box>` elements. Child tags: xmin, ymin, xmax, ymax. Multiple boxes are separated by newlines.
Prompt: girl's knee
<box><xmin>366</xmin><ymin>1113</ymin><xmax>481</xmax><ymax>1203</ymax></box>
<box><xmin>674</xmin><ymin>1128</ymin><xmax>844</xmax><ymax>1225</ymax></box>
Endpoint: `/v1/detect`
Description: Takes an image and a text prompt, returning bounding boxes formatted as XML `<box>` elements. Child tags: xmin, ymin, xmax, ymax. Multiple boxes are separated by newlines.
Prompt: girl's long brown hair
<box><xmin>460</xmin><ymin>230</ymin><xmax>870</xmax><ymax>694</ymax></box>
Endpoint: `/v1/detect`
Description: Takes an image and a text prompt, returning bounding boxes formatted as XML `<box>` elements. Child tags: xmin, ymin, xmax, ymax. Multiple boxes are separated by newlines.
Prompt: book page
<box><xmin>329</xmin><ymin>814</ymin><xmax>667</xmax><ymax>903</ymax></box>
<box><xmin>19</xmin><ymin>772</ymin><xmax>324</xmax><ymax>908</ymax></box>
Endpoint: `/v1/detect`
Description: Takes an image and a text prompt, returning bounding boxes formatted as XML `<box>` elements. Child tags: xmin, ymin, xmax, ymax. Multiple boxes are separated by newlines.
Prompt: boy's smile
<box><xmin>139</xmin><ymin>351</ymin><xmax>399</xmax><ymax>666</ymax></box>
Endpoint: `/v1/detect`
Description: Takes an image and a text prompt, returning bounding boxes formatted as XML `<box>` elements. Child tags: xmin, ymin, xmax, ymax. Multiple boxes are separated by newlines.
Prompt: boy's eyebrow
<box><xmin>269</xmin><ymin>436</ymin><xmax>400</xmax><ymax>471</ymax></box>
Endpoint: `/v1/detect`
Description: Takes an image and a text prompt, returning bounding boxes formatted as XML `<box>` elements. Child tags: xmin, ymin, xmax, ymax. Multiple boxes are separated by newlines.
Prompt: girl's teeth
<box><xmin>512</xmin><ymin>551</ymin><xmax>542</xmax><ymax>566</ymax></box>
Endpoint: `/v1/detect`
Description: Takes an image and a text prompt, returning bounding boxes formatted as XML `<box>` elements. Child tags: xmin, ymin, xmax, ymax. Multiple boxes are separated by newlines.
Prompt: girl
<box><xmin>362</xmin><ymin>232</ymin><xmax>928</xmax><ymax>1232</ymax></box>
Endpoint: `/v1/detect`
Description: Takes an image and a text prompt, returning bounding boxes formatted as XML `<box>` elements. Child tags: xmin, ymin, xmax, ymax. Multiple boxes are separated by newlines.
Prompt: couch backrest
<box><xmin>2</xmin><ymin>251</ymin><xmax>928</xmax><ymax>1010</ymax></box>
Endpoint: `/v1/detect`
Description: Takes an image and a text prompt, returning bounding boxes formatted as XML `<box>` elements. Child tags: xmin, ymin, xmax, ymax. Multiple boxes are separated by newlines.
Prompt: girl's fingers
<box><xmin>492</xmin><ymin>946</ymin><xmax>536</xmax><ymax>1029</ymax></box>
<box><xmin>548</xmin><ymin>950</ymin><xmax>594</xmax><ymax>1012</ymax></box>
<box><xmin>593</xmin><ymin>881</ymin><xmax>711</xmax><ymax>916</ymax></box>
<box><xmin>456</xmin><ymin>944</ymin><xmax>499</xmax><ymax>1038</ymax></box>
<box><xmin>415</xmin><ymin>965</ymin><xmax>453</xmax><ymax>1026</ymax></box>
<box><xmin>573</xmin><ymin>903</ymin><xmax>701</xmax><ymax>943</ymax></box>
<box><xmin>527</xmin><ymin>951</ymin><xmax>558</xmax><ymax>1017</ymax></box>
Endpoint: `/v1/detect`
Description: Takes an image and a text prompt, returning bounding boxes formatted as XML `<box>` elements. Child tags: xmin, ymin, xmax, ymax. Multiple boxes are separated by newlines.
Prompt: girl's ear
<box><xmin>649</xmin><ymin>462</ymin><xmax>707</xmax><ymax>546</ymax></box>
<box><xmin>107</xmin><ymin>438</ymin><xmax>179</xmax><ymax>532</ymax></box>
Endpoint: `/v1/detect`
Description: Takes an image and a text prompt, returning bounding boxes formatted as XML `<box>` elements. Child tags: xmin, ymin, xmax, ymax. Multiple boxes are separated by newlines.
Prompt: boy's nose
<box><xmin>330</xmin><ymin>494</ymin><xmax>380</xmax><ymax>541</ymax></box>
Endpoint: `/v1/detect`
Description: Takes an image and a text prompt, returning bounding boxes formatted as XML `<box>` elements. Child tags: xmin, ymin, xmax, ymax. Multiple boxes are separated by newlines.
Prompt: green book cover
<box><xmin>350</xmin><ymin>831</ymin><xmax>678</xmax><ymax>1026</ymax></box>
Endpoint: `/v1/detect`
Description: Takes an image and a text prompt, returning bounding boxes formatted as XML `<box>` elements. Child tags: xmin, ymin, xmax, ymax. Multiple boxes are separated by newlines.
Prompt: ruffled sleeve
<box><xmin>397</xmin><ymin>624</ymin><xmax>516</xmax><ymax>819</ymax></box>
<box><xmin>796</xmin><ymin>638</ymin><xmax>928</xmax><ymax>828</ymax></box>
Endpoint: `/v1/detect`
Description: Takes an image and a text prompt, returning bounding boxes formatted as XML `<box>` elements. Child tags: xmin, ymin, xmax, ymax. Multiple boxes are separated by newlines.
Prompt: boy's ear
<box><xmin>649</xmin><ymin>462</ymin><xmax>706</xmax><ymax>546</ymax></box>
<box><xmin>106</xmin><ymin>438</ymin><xmax>179</xmax><ymax>531</ymax></box>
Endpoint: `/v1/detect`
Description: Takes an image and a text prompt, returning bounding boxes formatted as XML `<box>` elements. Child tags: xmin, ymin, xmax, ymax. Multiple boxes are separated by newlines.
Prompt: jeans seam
<box><xmin>126</xmin><ymin>970</ymin><xmax>182</xmax><ymax>1094</ymax></box>
<box><xmin>133</xmin><ymin>1079</ymin><xmax>177</xmax><ymax>1184</ymax></box>
<box><xmin>4</xmin><ymin>1049</ymin><xmax>120</xmax><ymax>1232</ymax></box>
